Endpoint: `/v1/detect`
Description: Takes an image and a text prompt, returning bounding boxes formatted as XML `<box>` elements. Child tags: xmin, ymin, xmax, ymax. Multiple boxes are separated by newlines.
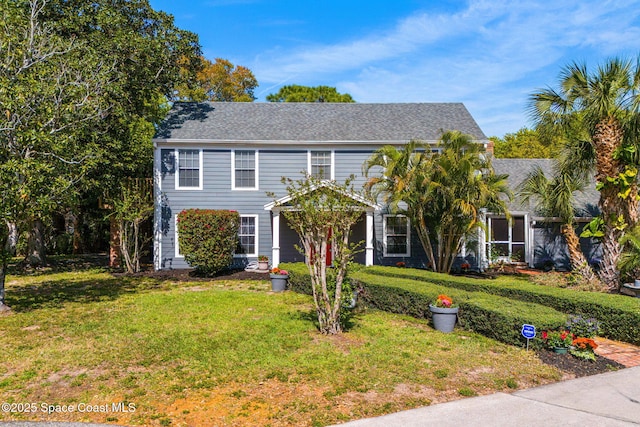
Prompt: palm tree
<box><xmin>363</xmin><ymin>140</ymin><xmax>439</xmax><ymax>269</ymax></box>
<box><xmin>430</xmin><ymin>132</ymin><xmax>512</xmax><ymax>272</ymax></box>
<box><xmin>529</xmin><ymin>57</ymin><xmax>640</xmax><ymax>290</ymax></box>
<box><xmin>518</xmin><ymin>165</ymin><xmax>601</xmax><ymax>285</ymax></box>
<box><xmin>364</xmin><ymin>132</ymin><xmax>511</xmax><ymax>273</ymax></box>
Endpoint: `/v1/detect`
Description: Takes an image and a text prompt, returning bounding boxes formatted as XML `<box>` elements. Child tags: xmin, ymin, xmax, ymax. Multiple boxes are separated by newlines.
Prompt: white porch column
<box><xmin>527</xmin><ymin>216</ymin><xmax>535</xmax><ymax>267</ymax></box>
<box><xmin>366</xmin><ymin>210</ymin><xmax>374</xmax><ymax>266</ymax></box>
<box><xmin>478</xmin><ymin>208</ymin><xmax>487</xmax><ymax>271</ymax></box>
<box><xmin>272</xmin><ymin>209</ymin><xmax>281</xmax><ymax>267</ymax></box>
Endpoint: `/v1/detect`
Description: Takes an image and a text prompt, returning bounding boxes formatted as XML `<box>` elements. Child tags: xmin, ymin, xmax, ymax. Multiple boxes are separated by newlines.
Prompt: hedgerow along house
<box><xmin>152</xmin><ymin>102</ymin><xmax>599</xmax><ymax>271</ymax></box>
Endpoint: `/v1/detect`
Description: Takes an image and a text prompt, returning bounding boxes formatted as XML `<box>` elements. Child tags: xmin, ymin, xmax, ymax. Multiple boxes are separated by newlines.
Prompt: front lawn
<box><xmin>0</xmin><ymin>266</ymin><xmax>561</xmax><ymax>426</ymax></box>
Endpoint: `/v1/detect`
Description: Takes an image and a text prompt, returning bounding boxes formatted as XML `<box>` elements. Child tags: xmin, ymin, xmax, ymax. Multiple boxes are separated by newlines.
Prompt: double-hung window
<box><xmin>236</xmin><ymin>215</ymin><xmax>258</xmax><ymax>257</ymax></box>
<box><xmin>176</xmin><ymin>149</ymin><xmax>203</xmax><ymax>190</ymax></box>
<box><xmin>309</xmin><ymin>150</ymin><xmax>333</xmax><ymax>180</ymax></box>
<box><xmin>232</xmin><ymin>150</ymin><xmax>258</xmax><ymax>190</ymax></box>
<box><xmin>383</xmin><ymin>215</ymin><xmax>410</xmax><ymax>257</ymax></box>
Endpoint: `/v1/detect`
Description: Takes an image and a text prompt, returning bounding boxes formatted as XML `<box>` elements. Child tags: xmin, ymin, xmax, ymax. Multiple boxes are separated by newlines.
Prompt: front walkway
<box><xmin>595</xmin><ymin>337</ymin><xmax>640</xmax><ymax>367</ymax></box>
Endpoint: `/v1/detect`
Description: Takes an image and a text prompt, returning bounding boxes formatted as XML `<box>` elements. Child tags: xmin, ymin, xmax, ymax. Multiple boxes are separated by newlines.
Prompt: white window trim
<box><xmin>307</xmin><ymin>150</ymin><xmax>335</xmax><ymax>180</ymax></box>
<box><xmin>486</xmin><ymin>215</ymin><xmax>526</xmax><ymax>261</ymax></box>
<box><xmin>383</xmin><ymin>214</ymin><xmax>411</xmax><ymax>257</ymax></box>
<box><xmin>231</xmin><ymin>149</ymin><xmax>259</xmax><ymax>190</ymax></box>
<box><xmin>175</xmin><ymin>148</ymin><xmax>203</xmax><ymax>191</ymax></box>
<box><xmin>235</xmin><ymin>214</ymin><xmax>259</xmax><ymax>258</ymax></box>
<box><xmin>174</xmin><ymin>215</ymin><xmax>183</xmax><ymax>258</ymax></box>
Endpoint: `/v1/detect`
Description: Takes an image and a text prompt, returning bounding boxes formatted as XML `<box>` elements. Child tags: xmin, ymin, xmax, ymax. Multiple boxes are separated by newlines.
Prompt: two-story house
<box><xmin>152</xmin><ymin>102</ymin><xmax>600</xmax><ymax>271</ymax></box>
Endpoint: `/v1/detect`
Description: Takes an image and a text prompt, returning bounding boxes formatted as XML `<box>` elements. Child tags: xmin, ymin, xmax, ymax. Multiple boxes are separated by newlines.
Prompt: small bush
<box><xmin>177</xmin><ymin>209</ymin><xmax>240</xmax><ymax>275</ymax></box>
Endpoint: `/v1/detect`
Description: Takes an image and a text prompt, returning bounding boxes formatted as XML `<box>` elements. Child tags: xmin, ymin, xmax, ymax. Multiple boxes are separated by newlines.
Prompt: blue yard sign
<box><xmin>521</xmin><ymin>324</ymin><xmax>536</xmax><ymax>339</ymax></box>
<box><xmin>521</xmin><ymin>324</ymin><xmax>536</xmax><ymax>350</ymax></box>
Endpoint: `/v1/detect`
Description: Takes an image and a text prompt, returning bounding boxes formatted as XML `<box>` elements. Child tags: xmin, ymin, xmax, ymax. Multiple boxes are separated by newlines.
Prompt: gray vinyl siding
<box><xmin>372</xmin><ymin>210</ymin><xmax>429</xmax><ymax>269</ymax></box>
<box><xmin>157</xmin><ymin>146</ymin><xmax>437</xmax><ymax>270</ymax></box>
<box><xmin>531</xmin><ymin>224</ymin><xmax>601</xmax><ymax>271</ymax></box>
<box><xmin>158</xmin><ymin>147</ymin><xmax>383</xmax><ymax>269</ymax></box>
<box><xmin>334</xmin><ymin>150</ymin><xmax>375</xmax><ymax>186</ymax></box>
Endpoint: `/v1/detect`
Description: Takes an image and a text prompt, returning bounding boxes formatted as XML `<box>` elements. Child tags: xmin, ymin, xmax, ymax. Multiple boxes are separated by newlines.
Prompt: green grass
<box><xmin>1</xmin><ymin>265</ymin><xmax>561</xmax><ymax>426</ymax></box>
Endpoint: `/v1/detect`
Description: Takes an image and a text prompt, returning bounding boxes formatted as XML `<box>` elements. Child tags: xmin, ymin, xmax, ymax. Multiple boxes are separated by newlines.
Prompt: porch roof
<box><xmin>264</xmin><ymin>181</ymin><xmax>380</xmax><ymax>211</ymax></box>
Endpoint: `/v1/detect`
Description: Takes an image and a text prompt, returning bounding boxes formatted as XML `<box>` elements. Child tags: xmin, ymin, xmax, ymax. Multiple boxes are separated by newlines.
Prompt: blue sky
<box><xmin>148</xmin><ymin>0</ymin><xmax>640</xmax><ymax>137</ymax></box>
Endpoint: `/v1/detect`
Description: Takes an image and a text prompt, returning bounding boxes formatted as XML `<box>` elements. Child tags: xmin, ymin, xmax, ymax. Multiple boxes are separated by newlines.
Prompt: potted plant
<box><xmin>428</xmin><ymin>294</ymin><xmax>459</xmax><ymax>333</ymax></box>
<box><xmin>541</xmin><ymin>329</ymin><xmax>574</xmax><ymax>354</ymax></box>
<box><xmin>258</xmin><ymin>255</ymin><xmax>269</xmax><ymax>270</ymax></box>
<box><xmin>269</xmin><ymin>267</ymin><xmax>289</xmax><ymax>292</ymax></box>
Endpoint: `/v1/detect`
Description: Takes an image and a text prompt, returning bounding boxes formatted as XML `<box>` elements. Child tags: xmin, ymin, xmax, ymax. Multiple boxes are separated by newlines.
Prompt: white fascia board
<box><xmin>152</xmin><ymin>138</ymin><xmax>442</xmax><ymax>148</ymax></box>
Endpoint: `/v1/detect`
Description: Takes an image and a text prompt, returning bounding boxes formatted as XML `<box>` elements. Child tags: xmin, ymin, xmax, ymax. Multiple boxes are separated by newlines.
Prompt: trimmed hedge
<box><xmin>280</xmin><ymin>263</ymin><xmax>566</xmax><ymax>348</ymax></box>
<box><xmin>366</xmin><ymin>266</ymin><xmax>640</xmax><ymax>345</ymax></box>
<box><xmin>352</xmin><ymin>271</ymin><xmax>566</xmax><ymax>348</ymax></box>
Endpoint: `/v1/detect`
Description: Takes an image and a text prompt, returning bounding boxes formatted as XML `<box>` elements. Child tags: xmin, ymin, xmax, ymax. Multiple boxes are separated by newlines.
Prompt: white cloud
<box><xmin>251</xmin><ymin>0</ymin><xmax>640</xmax><ymax>136</ymax></box>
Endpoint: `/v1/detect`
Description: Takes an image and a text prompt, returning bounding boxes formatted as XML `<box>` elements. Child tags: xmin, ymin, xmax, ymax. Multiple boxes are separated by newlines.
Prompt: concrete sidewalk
<box><xmin>332</xmin><ymin>366</ymin><xmax>640</xmax><ymax>426</ymax></box>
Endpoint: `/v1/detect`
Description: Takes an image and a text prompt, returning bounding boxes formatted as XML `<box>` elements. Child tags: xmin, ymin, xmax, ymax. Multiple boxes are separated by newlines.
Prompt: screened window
<box><xmin>236</xmin><ymin>216</ymin><xmax>258</xmax><ymax>257</ymax></box>
<box><xmin>310</xmin><ymin>151</ymin><xmax>332</xmax><ymax>179</ymax></box>
<box><xmin>177</xmin><ymin>149</ymin><xmax>202</xmax><ymax>189</ymax></box>
<box><xmin>487</xmin><ymin>216</ymin><xmax>525</xmax><ymax>262</ymax></box>
<box><xmin>384</xmin><ymin>215</ymin><xmax>410</xmax><ymax>257</ymax></box>
<box><xmin>233</xmin><ymin>150</ymin><xmax>257</xmax><ymax>189</ymax></box>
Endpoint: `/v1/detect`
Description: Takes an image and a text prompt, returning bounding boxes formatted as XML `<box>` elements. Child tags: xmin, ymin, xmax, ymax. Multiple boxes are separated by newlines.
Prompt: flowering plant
<box><xmin>541</xmin><ymin>330</ymin><xmax>574</xmax><ymax>349</ymax></box>
<box><xmin>395</xmin><ymin>261</ymin><xmax>406</xmax><ymax>268</ymax></box>
<box><xmin>460</xmin><ymin>262</ymin><xmax>471</xmax><ymax>271</ymax></box>
<box><xmin>570</xmin><ymin>337</ymin><xmax>598</xmax><ymax>361</ymax></box>
<box><xmin>566</xmin><ymin>315</ymin><xmax>599</xmax><ymax>338</ymax></box>
<box><xmin>258</xmin><ymin>255</ymin><xmax>269</xmax><ymax>262</ymax></box>
<box><xmin>270</xmin><ymin>267</ymin><xmax>288</xmax><ymax>276</ymax></box>
<box><xmin>432</xmin><ymin>294</ymin><xmax>456</xmax><ymax>308</ymax></box>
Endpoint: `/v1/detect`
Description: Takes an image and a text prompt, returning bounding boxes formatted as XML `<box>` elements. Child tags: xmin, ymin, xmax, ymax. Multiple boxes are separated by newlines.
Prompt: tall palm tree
<box><xmin>518</xmin><ymin>165</ymin><xmax>601</xmax><ymax>284</ymax></box>
<box><xmin>529</xmin><ymin>57</ymin><xmax>640</xmax><ymax>290</ymax></box>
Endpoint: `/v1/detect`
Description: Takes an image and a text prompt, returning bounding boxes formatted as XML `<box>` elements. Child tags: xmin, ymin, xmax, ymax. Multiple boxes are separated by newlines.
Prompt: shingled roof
<box><xmin>492</xmin><ymin>158</ymin><xmax>599</xmax><ymax>216</ymax></box>
<box><xmin>155</xmin><ymin>102</ymin><xmax>487</xmax><ymax>142</ymax></box>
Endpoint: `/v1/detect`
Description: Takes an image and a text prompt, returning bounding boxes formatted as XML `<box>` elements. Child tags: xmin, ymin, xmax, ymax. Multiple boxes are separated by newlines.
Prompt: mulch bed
<box><xmin>115</xmin><ymin>267</ymin><xmax>271</xmax><ymax>282</ymax></box>
<box><xmin>537</xmin><ymin>349</ymin><xmax>626</xmax><ymax>377</ymax></box>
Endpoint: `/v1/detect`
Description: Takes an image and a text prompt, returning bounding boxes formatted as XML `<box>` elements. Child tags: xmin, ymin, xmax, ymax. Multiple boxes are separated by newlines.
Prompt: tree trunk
<box><xmin>5</xmin><ymin>221</ymin><xmax>18</xmax><ymax>256</ymax></box>
<box><xmin>561</xmin><ymin>224</ymin><xmax>602</xmax><ymax>286</ymax></box>
<box><xmin>593</xmin><ymin>117</ymin><xmax>626</xmax><ymax>290</ymax></box>
<box><xmin>109</xmin><ymin>216</ymin><xmax>121</xmax><ymax>268</ymax></box>
<box><xmin>72</xmin><ymin>211</ymin><xmax>83</xmax><ymax>254</ymax></box>
<box><xmin>0</xmin><ymin>260</ymin><xmax>9</xmax><ymax>312</ymax></box>
<box><xmin>26</xmin><ymin>218</ymin><xmax>46</xmax><ymax>267</ymax></box>
<box><xmin>599</xmin><ymin>225</ymin><xmax>623</xmax><ymax>291</ymax></box>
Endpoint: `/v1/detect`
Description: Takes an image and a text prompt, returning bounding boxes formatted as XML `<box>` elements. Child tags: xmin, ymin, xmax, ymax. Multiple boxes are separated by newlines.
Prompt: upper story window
<box><xmin>232</xmin><ymin>150</ymin><xmax>258</xmax><ymax>190</ymax></box>
<box><xmin>383</xmin><ymin>215</ymin><xmax>410</xmax><ymax>257</ymax></box>
<box><xmin>176</xmin><ymin>149</ymin><xmax>203</xmax><ymax>190</ymax></box>
<box><xmin>309</xmin><ymin>150</ymin><xmax>334</xmax><ymax>180</ymax></box>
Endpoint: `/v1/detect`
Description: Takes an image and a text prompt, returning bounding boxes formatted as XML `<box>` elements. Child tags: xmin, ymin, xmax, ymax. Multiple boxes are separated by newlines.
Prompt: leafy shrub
<box><xmin>177</xmin><ymin>209</ymin><xmax>240</xmax><ymax>275</ymax></box>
